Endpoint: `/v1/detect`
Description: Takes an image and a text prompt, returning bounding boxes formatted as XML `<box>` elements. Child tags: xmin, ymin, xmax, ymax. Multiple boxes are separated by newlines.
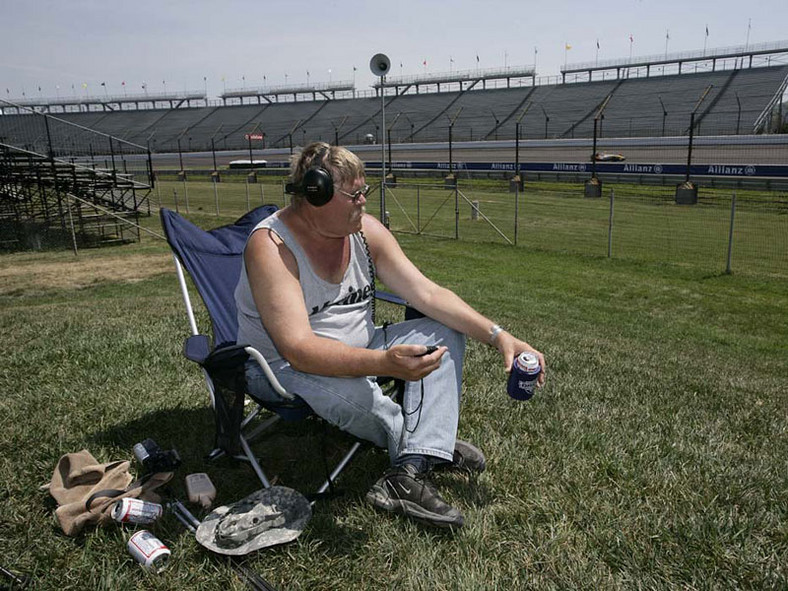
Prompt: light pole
<box><xmin>370</xmin><ymin>53</ymin><xmax>391</xmax><ymax>225</ymax></box>
<box><xmin>513</xmin><ymin>104</ymin><xmax>531</xmax><ymax>192</ymax></box>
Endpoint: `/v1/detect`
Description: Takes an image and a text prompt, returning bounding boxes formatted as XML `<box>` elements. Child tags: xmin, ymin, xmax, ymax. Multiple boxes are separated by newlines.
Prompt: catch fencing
<box><xmin>148</xmin><ymin>174</ymin><xmax>787</xmax><ymax>279</ymax></box>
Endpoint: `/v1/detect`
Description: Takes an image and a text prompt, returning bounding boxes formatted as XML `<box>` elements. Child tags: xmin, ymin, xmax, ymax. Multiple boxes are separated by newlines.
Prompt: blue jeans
<box><xmin>245</xmin><ymin>317</ymin><xmax>466</xmax><ymax>465</ymax></box>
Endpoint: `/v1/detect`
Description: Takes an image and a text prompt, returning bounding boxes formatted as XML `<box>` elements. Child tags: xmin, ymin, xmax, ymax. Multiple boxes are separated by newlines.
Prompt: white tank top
<box><xmin>234</xmin><ymin>211</ymin><xmax>375</xmax><ymax>364</ymax></box>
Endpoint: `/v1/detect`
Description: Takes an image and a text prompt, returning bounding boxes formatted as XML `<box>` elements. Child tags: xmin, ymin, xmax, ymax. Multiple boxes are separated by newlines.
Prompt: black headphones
<box><xmin>285</xmin><ymin>147</ymin><xmax>334</xmax><ymax>207</ymax></box>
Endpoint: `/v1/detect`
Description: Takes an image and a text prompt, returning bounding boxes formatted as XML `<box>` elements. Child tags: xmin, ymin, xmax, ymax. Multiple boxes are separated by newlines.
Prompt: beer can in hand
<box><xmin>507</xmin><ymin>352</ymin><xmax>541</xmax><ymax>401</ymax></box>
<box><xmin>127</xmin><ymin>530</ymin><xmax>170</xmax><ymax>573</ymax></box>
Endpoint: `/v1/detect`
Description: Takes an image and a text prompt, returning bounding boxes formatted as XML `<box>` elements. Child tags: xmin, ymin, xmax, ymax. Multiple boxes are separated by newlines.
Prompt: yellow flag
<box><xmin>81</xmin><ymin>83</ymin><xmax>88</xmax><ymax>88</ymax></box>
<box><xmin>565</xmin><ymin>43</ymin><xmax>572</xmax><ymax>50</ymax></box>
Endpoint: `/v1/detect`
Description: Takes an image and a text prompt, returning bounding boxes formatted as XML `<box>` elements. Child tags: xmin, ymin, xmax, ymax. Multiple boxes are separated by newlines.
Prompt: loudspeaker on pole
<box><xmin>369</xmin><ymin>54</ymin><xmax>391</xmax><ymax>77</ymax></box>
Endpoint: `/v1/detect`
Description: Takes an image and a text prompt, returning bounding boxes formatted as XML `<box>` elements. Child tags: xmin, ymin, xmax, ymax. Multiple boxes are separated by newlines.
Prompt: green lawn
<box><xmin>0</xmin><ymin>201</ymin><xmax>786</xmax><ymax>589</ymax></box>
<box><xmin>150</xmin><ymin>177</ymin><xmax>787</xmax><ymax>279</ymax></box>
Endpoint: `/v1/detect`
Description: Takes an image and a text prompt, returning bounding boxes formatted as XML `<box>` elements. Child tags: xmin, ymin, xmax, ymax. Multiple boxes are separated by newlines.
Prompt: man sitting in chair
<box><xmin>234</xmin><ymin>142</ymin><xmax>545</xmax><ymax>529</ymax></box>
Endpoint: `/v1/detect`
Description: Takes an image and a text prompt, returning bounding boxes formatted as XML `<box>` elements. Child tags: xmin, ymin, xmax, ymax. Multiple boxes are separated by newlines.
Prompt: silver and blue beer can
<box><xmin>112</xmin><ymin>498</ymin><xmax>163</xmax><ymax>525</ymax></box>
<box><xmin>507</xmin><ymin>352</ymin><xmax>541</xmax><ymax>401</ymax></box>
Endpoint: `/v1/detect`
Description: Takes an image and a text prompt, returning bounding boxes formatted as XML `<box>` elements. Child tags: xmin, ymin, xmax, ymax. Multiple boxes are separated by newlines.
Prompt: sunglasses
<box><xmin>336</xmin><ymin>183</ymin><xmax>371</xmax><ymax>203</ymax></box>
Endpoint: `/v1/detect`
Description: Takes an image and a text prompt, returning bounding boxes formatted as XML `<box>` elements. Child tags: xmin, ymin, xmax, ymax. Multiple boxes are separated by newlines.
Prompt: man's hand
<box><xmin>495</xmin><ymin>332</ymin><xmax>546</xmax><ymax>387</ymax></box>
<box><xmin>384</xmin><ymin>344</ymin><xmax>447</xmax><ymax>381</ymax></box>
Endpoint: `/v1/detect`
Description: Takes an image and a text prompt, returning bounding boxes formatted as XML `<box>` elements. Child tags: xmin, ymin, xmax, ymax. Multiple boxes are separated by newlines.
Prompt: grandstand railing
<box><xmin>563</xmin><ymin>39</ymin><xmax>788</xmax><ymax>73</ymax></box>
<box><xmin>374</xmin><ymin>66</ymin><xmax>536</xmax><ymax>88</ymax></box>
<box><xmin>2</xmin><ymin>91</ymin><xmax>208</xmax><ymax>114</ymax></box>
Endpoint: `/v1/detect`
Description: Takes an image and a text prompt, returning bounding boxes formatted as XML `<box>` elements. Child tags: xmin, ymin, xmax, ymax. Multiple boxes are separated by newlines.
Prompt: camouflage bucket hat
<box><xmin>195</xmin><ymin>486</ymin><xmax>311</xmax><ymax>555</ymax></box>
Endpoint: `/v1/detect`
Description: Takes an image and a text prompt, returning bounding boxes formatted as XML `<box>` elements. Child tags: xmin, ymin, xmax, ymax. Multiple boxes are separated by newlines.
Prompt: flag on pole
<box><xmin>476</xmin><ymin>54</ymin><xmax>480</xmax><ymax>63</ymax></box>
<box><xmin>423</xmin><ymin>60</ymin><xmax>427</xmax><ymax>66</ymax></box>
<box><xmin>705</xmin><ymin>25</ymin><xmax>709</xmax><ymax>36</ymax></box>
<box><xmin>100</xmin><ymin>82</ymin><xmax>106</xmax><ymax>86</ymax></box>
<box><xmin>565</xmin><ymin>43</ymin><xmax>572</xmax><ymax>50</ymax></box>
<box><xmin>629</xmin><ymin>34</ymin><xmax>633</xmax><ymax>43</ymax></box>
<box><xmin>122</xmin><ymin>81</ymin><xmax>125</xmax><ymax>86</ymax></box>
<box><xmin>82</xmin><ymin>83</ymin><xmax>87</xmax><ymax>89</ymax></box>
<box><xmin>596</xmin><ymin>39</ymin><xmax>600</xmax><ymax>49</ymax></box>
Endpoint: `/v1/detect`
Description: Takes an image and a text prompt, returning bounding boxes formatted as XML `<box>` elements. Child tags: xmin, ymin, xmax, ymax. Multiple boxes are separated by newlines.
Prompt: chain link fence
<box><xmin>382</xmin><ymin>179</ymin><xmax>787</xmax><ymax>279</ymax></box>
<box><xmin>146</xmin><ymin>172</ymin><xmax>786</xmax><ymax>279</ymax></box>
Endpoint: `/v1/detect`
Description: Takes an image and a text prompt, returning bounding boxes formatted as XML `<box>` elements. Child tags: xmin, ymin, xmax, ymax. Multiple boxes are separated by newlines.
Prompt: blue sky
<box><xmin>1</xmin><ymin>0</ymin><xmax>786</xmax><ymax>100</ymax></box>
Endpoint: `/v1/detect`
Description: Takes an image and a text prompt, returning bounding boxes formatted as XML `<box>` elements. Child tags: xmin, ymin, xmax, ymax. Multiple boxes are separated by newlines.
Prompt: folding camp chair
<box><xmin>160</xmin><ymin>205</ymin><xmax>405</xmax><ymax>495</ymax></box>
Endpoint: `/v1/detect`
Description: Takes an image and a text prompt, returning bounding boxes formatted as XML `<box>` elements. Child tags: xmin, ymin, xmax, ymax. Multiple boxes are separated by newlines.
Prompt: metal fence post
<box><xmin>726</xmin><ymin>192</ymin><xmax>736</xmax><ymax>274</ymax></box>
<box><xmin>245</xmin><ymin>178</ymin><xmax>251</xmax><ymax>211</ymax></box>
<box><xmin>514</xmin><ymin>182</ymin><xmax>519</xmax><ymax>246</ymax></box>
<box><xmin>454</xmin><ymin>182</ymin><xmax>459</xmax><ymax>240</ymax></box>
<box><xmin>417</xmin><ymin>185</ymin><xmax>421</xmax><ymax>233</ymax></box>
<box><xmin>214</xmin><ymin>177</ymin><xmax>220</xmax><ymax>216</ymax></box>
<box><xmin>608</xmin><ymin>188</ymin><xmax>615</xmax><ymax>258</ymax></box>
<box><xmin>182</xmin><ymin>176</ymin><xmax>190</xmax><ymax>213</ymax></box>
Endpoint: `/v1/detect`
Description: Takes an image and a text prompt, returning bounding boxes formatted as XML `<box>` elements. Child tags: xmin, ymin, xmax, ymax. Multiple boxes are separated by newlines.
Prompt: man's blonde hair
<box><xmin>289</xmin><ymin>142</ymin><xmax>365</xmax><ymax>201</ymax></box>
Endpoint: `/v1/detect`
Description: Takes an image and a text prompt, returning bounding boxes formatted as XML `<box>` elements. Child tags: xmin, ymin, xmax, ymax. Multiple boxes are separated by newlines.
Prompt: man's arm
<box><xmin>244</xmin><ymin>227</ymin><xmax>444</xmax><ymax>381</ymax></box>
<box><xmin>363</xmin><ymin>214</ymin><xmax>545</xmax><ymax>384</ymax></box>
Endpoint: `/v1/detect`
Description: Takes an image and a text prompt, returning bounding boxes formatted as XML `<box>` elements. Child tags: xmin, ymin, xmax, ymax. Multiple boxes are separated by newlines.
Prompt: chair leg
<box><xmin>316</xmin><ymin>441</ymin><xmax>362</xmax><ymax>496</ymax></box>
<box><xmin>243</xmin><ymin>414</ymin><xmax>281</xmax><ymax>445</ymax></box>
<box><xmin>206</xmin><ymin>414</ymin><xmax>281</xmax><ymax>463</ymax></box>
<box><xmin>239</xmin><ymin>434</ymin><xmax>272</xmax><ymax>489</ymax></box>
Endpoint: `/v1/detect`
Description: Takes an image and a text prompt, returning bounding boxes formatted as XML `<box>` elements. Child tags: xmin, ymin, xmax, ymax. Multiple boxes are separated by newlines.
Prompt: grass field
<box><xmin>1</xmin><ymin>194</ymin><xmax>786</xmax><ymax>589</ymax></box>
<box><xmin>150</xmin><ymin>176</ymin><xmax>788</xmax><ymax>280</ymax></box>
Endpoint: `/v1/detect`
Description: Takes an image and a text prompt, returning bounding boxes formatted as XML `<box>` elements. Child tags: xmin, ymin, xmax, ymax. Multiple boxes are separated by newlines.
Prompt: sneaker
<box><xmin>366</xmin><ymin>464</ymin><xmax>464</xmax><ymax>529</ymax></box>
<box><xmin>435</xmin><ymin>440</ymin><xmax>486</xmax><ymax>474</ymax></box>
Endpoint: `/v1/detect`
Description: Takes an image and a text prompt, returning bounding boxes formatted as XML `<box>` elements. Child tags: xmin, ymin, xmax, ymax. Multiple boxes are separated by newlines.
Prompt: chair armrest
<box><xmin>375</xmin><ymin>289</ymin><xmax>424</xmax><ymax>320</ymax></box>
<box><xmin>190</xmin><ymin>338</ymin><xmax>296</xmax><ymax>403</ymax></box>
<box><xmin>374</xmin><ymin>289</ymin><xmax>407</xmax><ymax>306</ymax></box>
<box><xmin>183</xmin><ymin>334</ymin><xmax>211</xmax><ymax>364</ymax></box>
<box><xmin>244</xmin><ymin>347</ymin><xmax>297</xmax><ymax>401</ymax></box>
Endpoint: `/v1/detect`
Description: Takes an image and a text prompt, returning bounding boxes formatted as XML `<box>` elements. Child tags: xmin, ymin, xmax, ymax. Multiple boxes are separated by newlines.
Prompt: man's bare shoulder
<box><xmin>361</xmin><ymin>213</ymin><xmax>393</xmax><ymax>245</ymax></box>
<box><xmin>246</xmin><ymin>225</ymin><xmax>298</xmax><ymax>277</ymax></box>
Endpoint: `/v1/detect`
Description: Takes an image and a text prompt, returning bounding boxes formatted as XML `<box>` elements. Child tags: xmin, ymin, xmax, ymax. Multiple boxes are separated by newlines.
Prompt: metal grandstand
<box><xmin>0</xmin><ymin>100</ymin><xmax>153</xmax><ymax>250</ymax></box>
<box><xmin>1</xmin><ymin>41</ymin><xmax>785</xmax><ymax>153</ymax></box>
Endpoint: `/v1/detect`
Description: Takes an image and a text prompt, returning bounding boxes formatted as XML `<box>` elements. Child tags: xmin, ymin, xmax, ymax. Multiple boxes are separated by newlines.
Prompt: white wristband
<box><xmin>489</xmin><ymin>324</ymin><xmax>504</xmax><ymax>345</ymax></box>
